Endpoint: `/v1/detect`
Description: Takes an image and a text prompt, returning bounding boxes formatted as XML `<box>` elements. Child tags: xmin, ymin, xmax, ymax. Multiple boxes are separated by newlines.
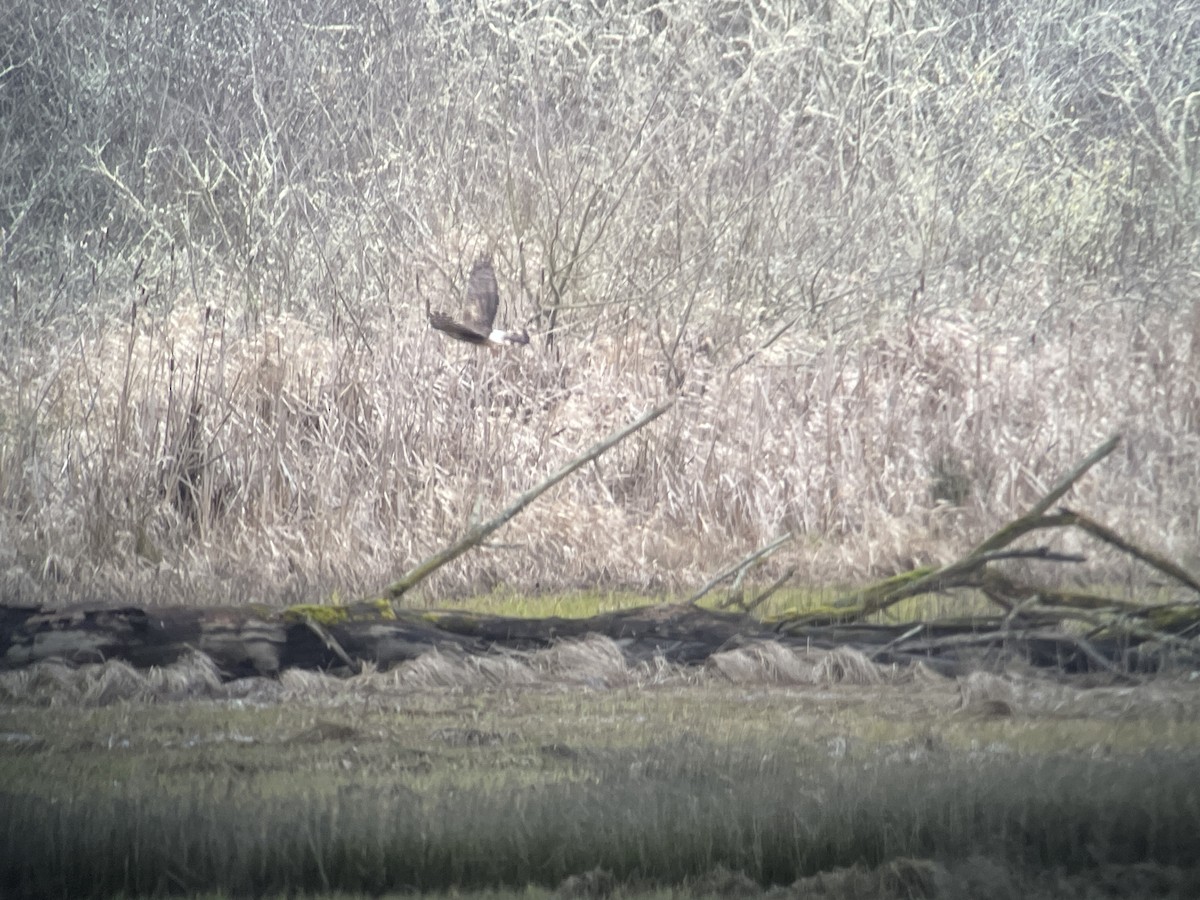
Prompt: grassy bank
<box><xmin>3</xmin><ymin>654</ymin><xmax>1200</xmax><ymax>897</ymax></box>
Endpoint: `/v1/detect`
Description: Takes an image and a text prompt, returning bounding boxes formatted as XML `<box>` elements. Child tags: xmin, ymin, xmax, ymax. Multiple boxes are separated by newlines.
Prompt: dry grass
<box><xmin>6</xmin><ymin>639</ymin><xmax>1200</xmax><ymax>724</ymax></box>
<box><xmin>1</xmin><ymin>0</ymin><xmax>1198</xmax><ymax>609</ymax></box>
<box><xmin>0</xmin><ymin>638</ymin><xmax>912</xmax><ymax>705</ymax></box>
<box><xmin>2</xmin><ymin>303</ymin><xmax>1199</xmax><ymax>608</ymax></box>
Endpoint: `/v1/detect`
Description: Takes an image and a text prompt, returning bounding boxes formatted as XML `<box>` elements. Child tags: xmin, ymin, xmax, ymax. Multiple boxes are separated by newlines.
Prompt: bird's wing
<box><xmin>465</xmin><ymin>258</ymin><xmax>499</xmax><ymax>331</ymax></box>
<box><xmin>429</xmin><ymin>310</ymin><xmax>487</xmax><ymax>343</ymax></box>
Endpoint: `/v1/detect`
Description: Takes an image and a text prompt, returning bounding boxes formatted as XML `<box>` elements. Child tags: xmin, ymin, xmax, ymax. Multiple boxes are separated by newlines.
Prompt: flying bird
<box><xmin>427</xmin><ymin>258</ymin><xmax>530</xmax><ymax>347</ymax></box>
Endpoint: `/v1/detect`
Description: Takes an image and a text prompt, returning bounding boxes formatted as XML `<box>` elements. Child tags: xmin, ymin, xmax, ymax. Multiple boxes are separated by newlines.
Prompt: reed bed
<box><xmin>1</xmin><ymin>0</ymin><xmax>1197</xmax><ymax>607</ymax></box>
<box><xmin>2</xmin><ymin>302</ymin><xmax>1198</xmax><ymax>607</ymax></box>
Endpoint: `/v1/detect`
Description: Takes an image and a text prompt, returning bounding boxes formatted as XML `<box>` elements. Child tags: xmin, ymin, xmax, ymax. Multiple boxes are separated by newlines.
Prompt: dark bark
<box><xmin>1</xmin><ymin>599</ymin><xmax>1190</xmax><ymax>679</ymax></box>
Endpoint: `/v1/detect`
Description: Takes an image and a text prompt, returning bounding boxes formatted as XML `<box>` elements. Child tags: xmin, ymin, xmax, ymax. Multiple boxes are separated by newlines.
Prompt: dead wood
<box><xmin>299</xmin><ymin>615</ymin><xmax>361</xmax><ymax>675</ymax></box>
<box><xmin>689</xmin><ymin>532</ymin><xmax>793</xmax><ymax>608</ymax></box>
<box><xmin>1061</xmin><ymin>508</ymin><xmax>1200</xmax><ymax>593</ymax></box>
<box><xmin>0</xmin><ymin>601</ymin><xmax>762</xmax><ymax>675</ymax></box>
<box><xmin>766</xmin><ymin>433</ymin><xmax>1200</xmax><ymax>672</ymax></box>
<box><xmin>384</xmin><ymin>400</ymin><xmax>674</xmax><ymax>600</ymax></box>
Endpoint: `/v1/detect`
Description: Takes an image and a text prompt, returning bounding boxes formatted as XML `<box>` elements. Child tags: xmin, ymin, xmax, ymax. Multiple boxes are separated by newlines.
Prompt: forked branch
<box><xmin>863</xmin><ymin>434</ymin><xmax>1124</xmax><ymax>618</ymax></box>
<box><xmin>690</xmin><ymin>531</ymin><xmax>794</xmax><ymax>607</ymax></box>
<box><xmin>773</xmin><ymin>434</ymin><xmax>1127</xmax><ymax>628</ymax></box>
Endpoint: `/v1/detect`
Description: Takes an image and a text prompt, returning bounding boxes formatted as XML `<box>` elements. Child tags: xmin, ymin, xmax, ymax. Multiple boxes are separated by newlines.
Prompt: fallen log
<box><xmin>4</xmin><ymin>433</ymin><xmax>1199</xmax><ymax>680</ymax></box>
<box><xmin>0</xmin><ymin>601</ymin><xmax>758</xmax><ymax>676</ymax></box>
<box><xmin>3</xmin><ymin>594</ymin><xmax>1194</xmax><ymax>680</ymax></box>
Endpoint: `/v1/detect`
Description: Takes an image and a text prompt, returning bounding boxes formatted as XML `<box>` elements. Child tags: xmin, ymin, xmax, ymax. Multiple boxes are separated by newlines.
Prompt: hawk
<box><xmin>427</xmin><ymin>258</ymin><xmax>530</xmax><ymax>347</ymax></box>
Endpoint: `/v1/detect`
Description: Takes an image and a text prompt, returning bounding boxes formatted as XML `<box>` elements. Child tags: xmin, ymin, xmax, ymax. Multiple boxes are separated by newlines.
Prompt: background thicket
<box><xmin>1</xmin><ymin>0</ymin><xmax>1198</xmax><ymax>606</ymax></box>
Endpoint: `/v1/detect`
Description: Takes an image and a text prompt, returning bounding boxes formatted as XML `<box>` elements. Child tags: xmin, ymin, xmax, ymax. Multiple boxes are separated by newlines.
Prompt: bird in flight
<box><xmin>427</xmin><ymin>258</ymin><xmax>530</xmax><ymax>347</ymax></box>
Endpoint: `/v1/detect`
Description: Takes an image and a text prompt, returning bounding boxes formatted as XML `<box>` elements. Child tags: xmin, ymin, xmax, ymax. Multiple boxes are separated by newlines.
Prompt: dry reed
<box><xmin>1</xmin><ymin>0</ymin><xmax>1197</xmax><ymax>609</ymax></box>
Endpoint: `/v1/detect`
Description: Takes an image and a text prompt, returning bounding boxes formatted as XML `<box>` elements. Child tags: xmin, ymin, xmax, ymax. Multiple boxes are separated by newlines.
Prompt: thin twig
<box><xmin>1063</xmin><ymin>508</ymin><xmax>1200</xmax><ymax>594</ymax></box>
<box><xmin>691</xmin><ymin>532</ymin><xmax>793</xmax><ymax>606</ymax></box>
<box><xmin>972</xmin><ymin>548</ymin><xmax>1086</xmax><ymax>565</ymax></box>
<box><xmin>744</xmin><ymin>565</ymin><xmax>798</xmax><ymax>613</ymax></box>
<box><xmin>869</xmin><ymin>623</ymin><xmax>926</xmax><ymax>661</ymax></box>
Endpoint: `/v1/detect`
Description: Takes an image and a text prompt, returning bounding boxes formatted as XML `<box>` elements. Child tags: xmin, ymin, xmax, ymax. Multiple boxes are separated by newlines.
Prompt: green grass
<box><xmin>422</xmin><ymin>589</ymin><xmax>670</xmax><ymax>619</ymax></box>
<box><xmin>5</xmin><ymin>738</ymin><xmax>1198</xmax><ymax>897</ymax></box>
<box><xmin>404</xmin><ymin>584</ymin><xmax>1022</xmax><ymax>627</ymax></box>
<box><xmin>3</xmin><ymin>677</ymin><xmax>1200</xmax><ymax>898</ymax></box>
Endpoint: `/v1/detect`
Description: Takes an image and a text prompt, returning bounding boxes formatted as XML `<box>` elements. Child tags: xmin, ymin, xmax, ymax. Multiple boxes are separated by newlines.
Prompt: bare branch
<box><xmin>1063</xmin><ymin>508</ymin><xmax>1200</xmax><ymax>595</ymax></box>
<box><xmin>384</xmin><ymin>401</ymin><xmax>675</xmax><ymax>601</ymax></box>
<box><xmin>691</xmin><ymin>532</ymin><xmax>793</xmax><ymax>606</ymax></box>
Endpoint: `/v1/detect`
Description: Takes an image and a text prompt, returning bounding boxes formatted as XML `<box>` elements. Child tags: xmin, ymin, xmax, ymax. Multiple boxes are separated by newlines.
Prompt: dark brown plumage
<box><xmin>428</xmin><ymin>258</ymin><xmax>529</xmax><ymax>347</ymax></box>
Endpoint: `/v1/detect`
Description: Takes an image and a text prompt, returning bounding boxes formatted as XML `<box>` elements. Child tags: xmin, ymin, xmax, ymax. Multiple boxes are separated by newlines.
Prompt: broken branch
<box><xmin>384</xmin><ymin>400</ymin><xmax>675</xmax><ymax>600</ymax></box>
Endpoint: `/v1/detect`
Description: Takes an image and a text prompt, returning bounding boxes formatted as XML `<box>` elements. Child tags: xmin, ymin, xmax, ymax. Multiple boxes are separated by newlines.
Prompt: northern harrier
<box><xmin>427</xmin><ymin>258</ymin><xmax>530</xmax><ymax>347</ymax></box>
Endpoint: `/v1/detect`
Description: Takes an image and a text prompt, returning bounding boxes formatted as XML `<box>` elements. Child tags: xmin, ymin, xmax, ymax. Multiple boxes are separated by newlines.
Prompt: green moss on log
<box><xmin>281</xmin><ymin>599</ymin><xmax>396</xmax><ymax>626</ymax></box>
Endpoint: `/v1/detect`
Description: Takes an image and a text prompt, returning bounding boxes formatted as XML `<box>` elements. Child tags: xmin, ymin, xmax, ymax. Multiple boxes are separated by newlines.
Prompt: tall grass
<box><xmin>3</xmin><ymin>744</ymin><xmax>1199</xmax><ymax>897</ymax></box>
<box><xmin>3</xmin><ymin>292</ymin><xmax>1198</xmax><ymax>606</ymax></box>
<box><xmin>4</xmin><ymin>644</ymin><xmax>1199</xmax><ymax>897</ymax></box>
<box><xmin>1</xmin><ymin>0</ymin><xmax>1197</xmax><ymax>605</ymax></box>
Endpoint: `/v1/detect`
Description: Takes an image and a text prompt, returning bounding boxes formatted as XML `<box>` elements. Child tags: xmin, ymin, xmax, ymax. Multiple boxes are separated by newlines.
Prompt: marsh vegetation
<box><xmin>2</xmin><ymin>0</ymin><xmax>1198</xmax><ymax>607</ymax></box>
<box><xmin>3</xmin><ymin>1</ymin><xmax>1200</xmax><ymax>895</ymax></box>
<box><xmin>4</xmin><ymin>647</ymin><xmax>1200</xmax><ymax>897</ymax></box>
